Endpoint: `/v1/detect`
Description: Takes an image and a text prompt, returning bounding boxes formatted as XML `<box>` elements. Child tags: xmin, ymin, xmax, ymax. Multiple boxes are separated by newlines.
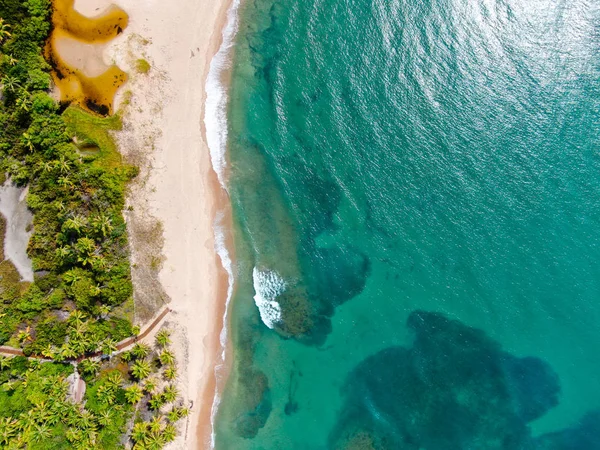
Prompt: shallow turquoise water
<box><xmin>214</xmin><ymin>0</ymin><xmax>600</xmax><ymax>448</ymax></box>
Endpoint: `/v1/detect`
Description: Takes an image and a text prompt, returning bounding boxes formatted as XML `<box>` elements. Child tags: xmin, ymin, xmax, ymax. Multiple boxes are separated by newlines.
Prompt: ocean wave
<box><xmin>204</xmin><ymin>0</ymin><xmax>242</xmax><ymax>190</ymax></box>
<box><xmin>209</xmin><ymin>213</ymin><xmax>234</xmax><ymax>449</ymax></box>
<box><xmin>205</xmin><ymin>0</ymin><xmax>243</xmax><ymax>445</ymax></box>
<box><xmin>252</xmin><ymin>268</ymin><xmax>285</xmax><ymax>329</ymax></box>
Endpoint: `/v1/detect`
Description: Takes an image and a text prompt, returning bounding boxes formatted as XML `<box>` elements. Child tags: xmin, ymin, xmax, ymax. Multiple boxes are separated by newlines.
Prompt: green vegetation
<box><xmin>0</xmin><ymin>1</ymin><xmax>186</xmax><ymax>448</ymax></box>
<box><xmin>135</xmin><ymin>58</ymin><xmax>150</xmax><ymax>74</ymax></box>
<box><xmin>0</xmin><ymin>327</ymin><xmax>187</xmax><ymax>449</ymax></box>
<box><xmin>0</xmin><ymin>0</ymin><xmax>136</xmax><ymax>356</ymax></box>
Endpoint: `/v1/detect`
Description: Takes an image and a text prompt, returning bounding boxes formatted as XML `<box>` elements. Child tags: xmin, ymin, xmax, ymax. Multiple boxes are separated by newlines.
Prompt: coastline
<box><xmin>73</xmin><ymin>0</ymin><xmax>235</xmax><ymax>447</ymax></box>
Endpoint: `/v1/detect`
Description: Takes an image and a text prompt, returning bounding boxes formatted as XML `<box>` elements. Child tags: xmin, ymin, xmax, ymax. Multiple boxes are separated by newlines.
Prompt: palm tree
<box><xmin>143</xmin><ymin>377</ymin><xmax>158</xmax><ymax>394</ymax></box>
<box><xmin>124</xmin><ymin>384</ymin><xmax>144</xmax><ymax>404</ymax></box>
<box><xmin>41</xmin><ymin>346</ymin><xmax>56</xmax><ymax>359</ymax></box>
<box><xmin>131</xmin><ymin>421</ymin><xmax>148</xmax><ymax>443</ymax></box>
<box><xmin>16</xmin><ymin>90</ymin><xmax>31</xmax><ymax>112</ymax></box>
<box><xmin>69</xmin><ymin>310</ymin><xmax>87</xmax><ymax>325</ymax></box>
<box><xmin>155</xmin><ymin>329</ymin><xmax>171</xmax><ymax>348</ymax></box>
<box><xmin>63</xmin><ymin>216</ymin><xmax>87</xmax><ymax>236</ymax></box>
<box><xmin>96</xmin><ymin>384</ymin><xmax>116</xmax><ymax>405</ymax></box>
<box><xmin>0</xmin><ymin>417</ymin><xmax>17</xmax><ymax>444</ymax></box>
<box><xmin>66</xmin><ymin>427</ymin><xmax>83</xmax><ymax>443</ymax></box>
<box><xmin>159</xmin><ymin>349</ymin><xmax>175</xmax><ymax>366</ymax></box>
<box><xmin>77</xmin><ymin>255</ymin><xmax>96</xmax><ymax>269</ymax></box>
<box><xmin>1</xmin><ymin>76</ymin><xmax>19</xmax><ymax>92</ymax></box>
<box><xmin>69</xmin><ymin>337</ymin><xmax>89</xmax><ymax>357</ymax></box>
<box><xmin>132</xmin><ymin>343</ymin><xmax>150</xmax><ymax>359</ymax></box>
<box><xmin>61</xmin><ymin>345</ymin><xmax>78</xmax><ymax>361</ymax></box>
<box><xmin>78</xmin><ymin>410</ymin><xmax>96</xmax><ymax>431</ymax></box>
<box><xmin>120</xmin><ymin>350</ymin><xmax>133</xmax><ymax>362</ymax></box>
<box><xmin>148</xmin><ymin>415</ymin><xmax>163</xmax><ymax>434</ymax></box>
<box><xmin>167</xmin><ymin>409</ymin><xmax>179</xmax><ymax>423</ymax></box>
<box><xmin>98</xmin><ymin>304</ymin><xmax>111</xmax><ymax>319</ymax></box>
<box><xmin>96</xmin><ymin>410</ymin><xmax>112</xmax><ymax>427</ymax></box>
<box><xmin>107</xmin><ymin>371</ymin><xmax>123</xmax><ymax>388</ymax></box>
<box><xmin>72</xmin><ymin>319</ymin><xmax>90</xmax><ymax>336</ymax></box>
<box><xmin>91</xmin><ymin>255</ymin><xmax>107</xmax><ymax>272</ymax></box>
<box><xmin>78</xmin><ymin>359</ymin><xmax>99</xmax><ymax>377</ymax></box>
<box><xmin>0</xmin><ymin>19</ymin><xmax>11</xmax><ymax>43</ymax></box>
<box><xmin>30</xmin><ymin>424</ymin><xmax>51</xmax><ymax>443</ymax></box>
<box><xmin>41</xmin><ymin>161</ymin><xmax>54</xmax><ymax>173</ymax></box>
<box><xmin>0</xmin><ymin>356</ymin><xmax>11</xmax><ymax>371</ymax></box>
<box><xmin>163</xmin><ymin>423</ymin><xmax>177</xmax><ymax>442</ymax></box>
<box><xmin>148</xmin><ymin>394</ymin><xmax>164</xmax><ymax>411</ymax></box>
<box><xmin>102</xmin><ymin>338</ymin><xmax>118</xmax><ymax>357</ymax></box>
<box><xmin>162</xmin><ymin>384</ymin><xmax>178</xmax><ymax>403</ymax></box>
<box><xmin>164</xmin><ymin>365</ymin><xmax>177</xmax><ymax>381</ymax></box>
<box><xmin>17</xmin><ymin>327</ymin><xmax>31</xmax><ymax>344</ymax></box>
<box><xmin>53</xmin><ymin>351</ymin><xmax>66</xmax><ymax>363</ymax></box>
<box><xmin>56</xmin><ymin>155</ymin><xmax>72</xmax><ymax>174</ymax></box>
<box><xmin>55</xmin><ymin>246</ymin><xmax>73</xmax><ymax>263</ymax></box>
<box><xmin>175</xmin><ymin>407</ymin><xmax>190</xmax><ymax>419</ymax></box>
<box><xmin>32</xmin><ymin>400</ymin><xmax>50</xmax><ymax>420</ymax></box>
<box><xmin>145</xmin><ymin>430</ymin><xmax>166</xmax><ymax>450</ymax></box>
<box><xmin>131</xmin><ymin>360</ymin><xmax>151</xmax><ymax>380</ymax></box>
<box><xmin>75</xmin><ymin>237</ymin><xmax>96</xmax><ymax>259</ymax></box>
<box><xmin>21</xmin><ymin>133</ymin><xmax>34</xmax><ymax>152</ymax></box>
<box><xmin>133</xmin><ymin>441</ymin><xmax>150</xmax><ymax>450</ymax></box>
<box><xmin>53</xmin><ymin>378</ymin><xmax>70</xmax><ymax>398</ymax></box>
<box><xmin>91</xmin><ymin>214</ymin><xmax>113</xmax><ymax>238</ymax></box>
<box><xmin>16</xmin><ymin>410</ymin><xmax>35</xmax><ymax>434</ymax></box>
<box><xmin>58</xmin><ymin>176</ymin><xmax>74</xmax><ymax>188</ymax></box>
<box><xmin>82</xmin><ymin>430</ymin><xmax>98</xmax><ymax>449</ymax></box>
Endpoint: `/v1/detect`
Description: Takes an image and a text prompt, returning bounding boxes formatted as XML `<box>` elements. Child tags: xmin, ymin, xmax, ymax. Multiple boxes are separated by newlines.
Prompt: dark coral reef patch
<box><xmin>331</xmin><ymin>311</ymin><xmax>598</xmax><ymax>450</ymax></box>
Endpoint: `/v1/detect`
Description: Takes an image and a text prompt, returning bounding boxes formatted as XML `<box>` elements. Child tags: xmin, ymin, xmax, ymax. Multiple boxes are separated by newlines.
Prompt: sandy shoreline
<box><xmin>71</xmin><ymin>0</ymin><xmax>234</xmax><ymax>447</ymax></box>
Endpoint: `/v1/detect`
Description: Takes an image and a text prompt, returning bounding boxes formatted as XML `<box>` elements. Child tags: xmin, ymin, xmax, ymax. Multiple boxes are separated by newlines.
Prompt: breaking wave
<box><xmin>252</xmin><ymin>268</ymin><xmax>285</xmax><ymax>329</ymax></box>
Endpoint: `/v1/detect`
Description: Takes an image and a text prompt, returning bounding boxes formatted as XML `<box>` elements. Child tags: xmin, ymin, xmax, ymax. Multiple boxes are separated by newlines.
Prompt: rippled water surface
<box><xmin>214</xmin><ymin>0</ymin><xmax>600</xmax><ymax>448</ymax></box>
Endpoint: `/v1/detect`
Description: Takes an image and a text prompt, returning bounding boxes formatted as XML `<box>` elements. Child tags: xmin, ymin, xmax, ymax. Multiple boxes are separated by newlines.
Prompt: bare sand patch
<box><xmin>98</xmin><ymin>0</ymin><xmax>234</xmax><ymax>447</ymax></box>
<box><xmin>0</xmin><ymin>181</ymin><xmax>33</xmax><ymax>282</ymax></box>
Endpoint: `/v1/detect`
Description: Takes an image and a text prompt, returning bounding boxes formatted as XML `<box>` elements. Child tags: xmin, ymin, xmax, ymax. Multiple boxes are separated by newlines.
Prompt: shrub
<box><xmin>135</xmin><ymin>58</ymin><xmax>150</xmax><ymax>74</ymax></box>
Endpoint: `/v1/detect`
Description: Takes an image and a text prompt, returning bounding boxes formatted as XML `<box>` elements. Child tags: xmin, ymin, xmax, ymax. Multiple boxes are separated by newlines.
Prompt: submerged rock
<box><xmin>330</xmin><ymin>311</ymin><xmax>563</xmax><ymax>450</ymax></box>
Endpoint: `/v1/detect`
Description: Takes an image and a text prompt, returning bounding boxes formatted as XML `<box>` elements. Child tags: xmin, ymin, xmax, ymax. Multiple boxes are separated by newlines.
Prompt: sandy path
<box><xmin>71</xmin><ymin>0</ymin><xmax>232</xmax><ymax>447</ymax></box>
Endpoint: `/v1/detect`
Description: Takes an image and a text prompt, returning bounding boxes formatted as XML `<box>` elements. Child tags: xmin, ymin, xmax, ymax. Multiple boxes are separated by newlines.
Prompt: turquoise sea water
<box><xmin>214</xmin><ymin>0</ymin><xmax>600</xmax><ymax>448</ymax></box>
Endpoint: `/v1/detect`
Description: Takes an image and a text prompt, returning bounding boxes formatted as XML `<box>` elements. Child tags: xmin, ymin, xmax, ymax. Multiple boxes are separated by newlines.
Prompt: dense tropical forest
<box><xmin>0</xmin><ymin>0</ymin><xmax>184</xmax><ymax>447</ymax></box>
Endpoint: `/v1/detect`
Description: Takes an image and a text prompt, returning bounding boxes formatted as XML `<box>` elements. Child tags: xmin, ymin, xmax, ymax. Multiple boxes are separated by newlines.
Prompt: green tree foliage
<box><xmin>0</xmin><ymin>0</ymin><xmax>136</xmax><ymax>350</ymax></box>
<box><xmin>0</xmin><ymin>1</ymin><xmax>187</xmax><ymax>446</ymax></box>
<box><xmin>132</xmin><ymin>342</ymin><xmax>150</xmax><ymax>359</ymax></box>
<box><xmin>155</xmin><ymin>329</ymin><xmax>171</xmax><ymax>348</ymax></box>
<box><xmin>131</xmin><ymin>360</ymin><xmax>151</xmax><ymax>380</ymax></box>
<box><xmin>124</xmin><ymin>384</ymin><xmax>144</xmax><ymax>405</ymax></box>
<box><xmin>158</xmin><ymin>349</ymin><xmax>175</xmax><ymax>366</ymax></box>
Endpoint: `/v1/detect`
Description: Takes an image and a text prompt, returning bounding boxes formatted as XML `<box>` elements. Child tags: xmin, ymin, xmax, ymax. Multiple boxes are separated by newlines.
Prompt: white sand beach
<box><xmin>72</xmin><ymin>0</ymin><xmax>232</xmax><ymax>447</ymax></box>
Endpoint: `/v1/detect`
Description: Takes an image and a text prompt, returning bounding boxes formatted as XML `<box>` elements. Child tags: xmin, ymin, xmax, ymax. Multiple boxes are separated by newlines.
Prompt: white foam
<box><xmin>252</xmin><ymin>267</ymin><xmax>285</xmax><ymax>329</ymax></box>
<box><xmin>214</xmin><ymin>213</ymin><xmax>234</xmax><ymax>359</ymax></box>
<box><xmin>208</xmin><ymin>212</ymin><xmax>235</xmax><ymax>448</ymax></box>
<box><xmin>204</xmin><ymin>0</ymin><xmax>242</xmax><ymax>190</ymax></box>
<box><xmin>205</xmin><ymin>0</ymin><xmax>242</xmax><ymax>446</ymax></box>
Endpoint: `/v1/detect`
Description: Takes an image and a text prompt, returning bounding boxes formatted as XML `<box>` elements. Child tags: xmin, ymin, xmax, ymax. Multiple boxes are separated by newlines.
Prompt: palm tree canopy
<box><xmin>131</xmin><ymin>360</ymin><xmax>151</xmax><ymax>380</ymax></box>
<box><xmin>155</xmin><ymin>329</ymin><xmax>171</xmax><ymax>347</ymax></box>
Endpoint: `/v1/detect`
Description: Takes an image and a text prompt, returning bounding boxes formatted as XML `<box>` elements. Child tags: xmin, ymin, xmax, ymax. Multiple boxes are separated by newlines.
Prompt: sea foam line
<box><xmin>204</xmin><ymin>0</ymin><xmax>242</xmax><ymax>446</ymax></box>
<box><xmin>204</xmin><ymin>0</ymin><xmax>241</xmax><ymax>191</ymax></box>
<box><xmin>208</xmin><ymin>213</ymin><xmax>235</xmax><ymax>448</ymax></box>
